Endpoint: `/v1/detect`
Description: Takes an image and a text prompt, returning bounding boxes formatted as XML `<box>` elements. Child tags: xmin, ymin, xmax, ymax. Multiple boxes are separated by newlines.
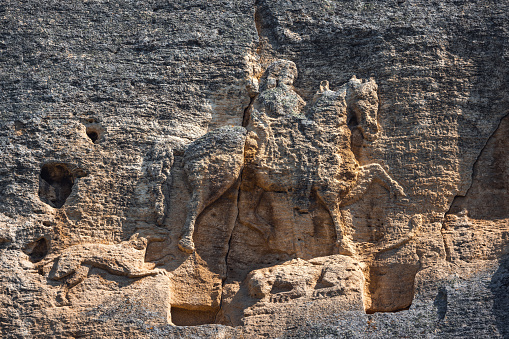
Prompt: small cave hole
<box><xmin>86</xmin><ymin>129</ymin><xmax>99</xmax><ymax>143</ymax></box>
<box><xmin>38</xmin><ymin>163</ymin><xmax>86</xmax><ymax>208</ymax></box>
<box><xmin>85</xmin><ymin>125</ymin><xmax>104</xmax><ymax>144</ymax></box>
<box><xmin>82</xmin><ymin>118</ymin><xmax>104</xmax><ymax>144</ymax></box>
<box><xmin>27</xmin><ymin>238</ymin><xmax>49</xmax><ymax>263</ymax></box>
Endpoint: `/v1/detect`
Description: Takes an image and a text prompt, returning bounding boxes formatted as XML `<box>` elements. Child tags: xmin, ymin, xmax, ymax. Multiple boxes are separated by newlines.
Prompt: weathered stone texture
<box><xmin>0</xmin><ymin>0</ymin><xmax>508</xmax><ymax>338</ymax></box>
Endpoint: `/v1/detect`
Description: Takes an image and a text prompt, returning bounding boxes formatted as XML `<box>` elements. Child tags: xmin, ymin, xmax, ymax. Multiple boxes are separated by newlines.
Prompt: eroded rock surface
<box><xmin>1</xmin><ymin>0</ymin><xmax>508</xmax><ymax>338</ymax></box>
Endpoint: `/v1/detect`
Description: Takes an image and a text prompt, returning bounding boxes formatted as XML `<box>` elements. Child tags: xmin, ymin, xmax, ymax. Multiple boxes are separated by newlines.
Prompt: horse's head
<box><xmin>346</xmin><ymin>76</ymin><xmax>379</xmax><ymax>142</ymax></box>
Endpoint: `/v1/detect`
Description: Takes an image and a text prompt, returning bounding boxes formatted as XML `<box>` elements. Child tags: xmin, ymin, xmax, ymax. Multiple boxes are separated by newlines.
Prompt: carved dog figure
<box><xmin>37</xmin><ymin>234</ymin><xmax>161</xmax><ymax>288</ymax></box>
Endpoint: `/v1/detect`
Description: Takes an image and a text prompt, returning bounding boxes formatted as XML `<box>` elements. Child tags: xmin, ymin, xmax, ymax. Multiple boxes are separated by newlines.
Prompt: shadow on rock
<box><xmin>490</xmin><ymin>253</ymin><xmax>509</xmax><ymax>339</ymax></box>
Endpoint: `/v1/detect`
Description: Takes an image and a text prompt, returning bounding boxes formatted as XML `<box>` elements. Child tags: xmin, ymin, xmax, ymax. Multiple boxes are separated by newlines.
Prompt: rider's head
<box><xmin>263</xmin><ymin>60</ymin><xmax>298</xmax><ymax>90</ymax></box>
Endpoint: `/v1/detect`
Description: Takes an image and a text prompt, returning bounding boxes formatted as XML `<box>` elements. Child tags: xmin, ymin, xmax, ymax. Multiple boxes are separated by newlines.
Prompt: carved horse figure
<box><xmin>178</xmin><ymin>60</ymin><xmax>405</xmax><ymax>255</ymax></box>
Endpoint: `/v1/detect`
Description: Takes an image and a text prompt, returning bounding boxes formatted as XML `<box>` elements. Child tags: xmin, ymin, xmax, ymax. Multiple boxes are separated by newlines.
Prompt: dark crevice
<box><xmin>27</xmin><ymin>238</ymin><xmax>49</xmax><ymax>263</ymax></box>
<box><xmin>242</xmin><ymin>95</ymin><xmax>257</xmax><ymax>127</ymax></box>
<box><xmin>215</xmin><ymin>177</ymin><xmax>243</xmax><ymax>325</ymax></box>
<box><xmin>446</xmin><ymin>110</ymin><xmax>509</xmax><ymax>214</ymax></box>
<box><xmin>38</xmin><ymin>163</ymin><xmax>87</xmax><ymax>208</ymax></box>
<box><xmin>365</xmin><ymin>304</ymin><xmax>411</xmax><ymax>314</ymax></box>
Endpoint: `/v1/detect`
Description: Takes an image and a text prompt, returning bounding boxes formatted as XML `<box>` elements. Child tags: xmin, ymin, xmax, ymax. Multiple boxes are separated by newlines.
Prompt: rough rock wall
<box><xmin>0</xmin><ymin>0</ymin><xmax>508</xmax><ymax>338</ymax></box>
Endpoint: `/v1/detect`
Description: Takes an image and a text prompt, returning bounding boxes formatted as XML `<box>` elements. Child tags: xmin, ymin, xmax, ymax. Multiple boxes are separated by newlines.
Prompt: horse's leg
<box><xmin>178</xmin><ymin>187</ymin><xmax>206</xmax><ymax>254</ymax></box>
<box><xmin>341</xmin><ymin>163</ymin><xmax>405</xmax><ymax>207</ymax></box>
<box><xmin>334</xmin><ymin>209</ymin><xmax>356</xmax><ymax>256</ymax></box>
<box><xmin>179</xmin><ymin>165</ymin><xmax>245</xmax><ymax>253</ymax></box>
<box><xmin>315</xmin><ymin>189</ymin><xmax>356</xmax><ymax>256</ymax></box>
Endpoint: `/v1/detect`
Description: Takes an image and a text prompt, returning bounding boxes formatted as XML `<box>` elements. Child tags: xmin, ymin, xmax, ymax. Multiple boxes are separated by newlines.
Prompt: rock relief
<box><xmin>36</xmin><ymin>233</ymin><xmax>163</xmax><ymax>304</ymax></box>
<box><xmin>178</xmin><ymin>59</ymin><xmax>407</xmax><ymax>257</ymax></box>
<box><xmin>246</xmin><ymin>255</ymin><xmax>365</xmax><ymax>306</ymax></box>
<box><xmin>28</xmin><ymin>59</ymin><xmax>422</xmax><ymax>325</ymax></box>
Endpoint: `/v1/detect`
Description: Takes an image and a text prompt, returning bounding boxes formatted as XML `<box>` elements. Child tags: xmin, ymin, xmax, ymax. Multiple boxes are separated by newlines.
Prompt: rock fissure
<box><xmin>448</xmin><ymin>111</ymin><xmax>509</xmax><ymax>212</ymax></box>
<box><xmin>253</xmin><ymin>0</ymin><xmax>263</xmax><ymax>56</ymax></box>
<box><xmin>441</xmin><ymin>111</ymin><xmax>509</xmax><ymax>262</ymax></box>
<box><xmin>242</xmin><ymin>94</ymin><xmax>257</xmax><ymax>127</ymax></box>
<box><xmin>215</xmin><ymin>180</ymin><xmax>242</xmax><ymax>325</ymax></box>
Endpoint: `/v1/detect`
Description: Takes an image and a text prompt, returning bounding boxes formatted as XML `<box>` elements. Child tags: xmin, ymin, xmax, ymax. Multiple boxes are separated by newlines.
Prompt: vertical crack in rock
<box><xmin>216</xmin><ymin>178</ymin><xmax>242</xmax><ymax>325</ymax></box>
<box><xmin>239</xmin><ymin>0</ymin><xmax>268</xmax><ymax>128</ymax></box>
<box><xmin>242</xmin><ymin>95</ymin><xmax>256</xmax><ymax>127</ymax></box>
<box><xmin>441</xmin><ymin>111</ymin><xmax>509</xmax><ymax>262</ymax></box>
<box><xmin>215</xmin><ymin>1</ymin><xmax>270</xmax><ymax>322</ymax></box>
<box><xmin>254</xmin><ymin>0</ymin><xmax>263</xmax><ymax>56</ymax></box>
<box><xmin>253</xmin><ymin>0</ymin><xmax>277</xmax><ymax>65</ymax></box>
<box><xmin>215</xmin><ymin>2</ymin><xmax>266</xmax><ymax>322</ymax></box>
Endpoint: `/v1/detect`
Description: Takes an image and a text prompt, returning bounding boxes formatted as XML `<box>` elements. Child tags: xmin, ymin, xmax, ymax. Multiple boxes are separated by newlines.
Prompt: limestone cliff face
<box><xmin>0</xmin><ymin>0</ymin><xmax>508</xmax><ymax>338</ymax></box>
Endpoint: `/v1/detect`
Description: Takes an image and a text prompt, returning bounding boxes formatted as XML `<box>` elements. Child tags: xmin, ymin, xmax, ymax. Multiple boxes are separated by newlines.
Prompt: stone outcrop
<box><xmin>0</xmin><ymin>0</ymin><xmax>508</xmax><ymax>338</ymax></box>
